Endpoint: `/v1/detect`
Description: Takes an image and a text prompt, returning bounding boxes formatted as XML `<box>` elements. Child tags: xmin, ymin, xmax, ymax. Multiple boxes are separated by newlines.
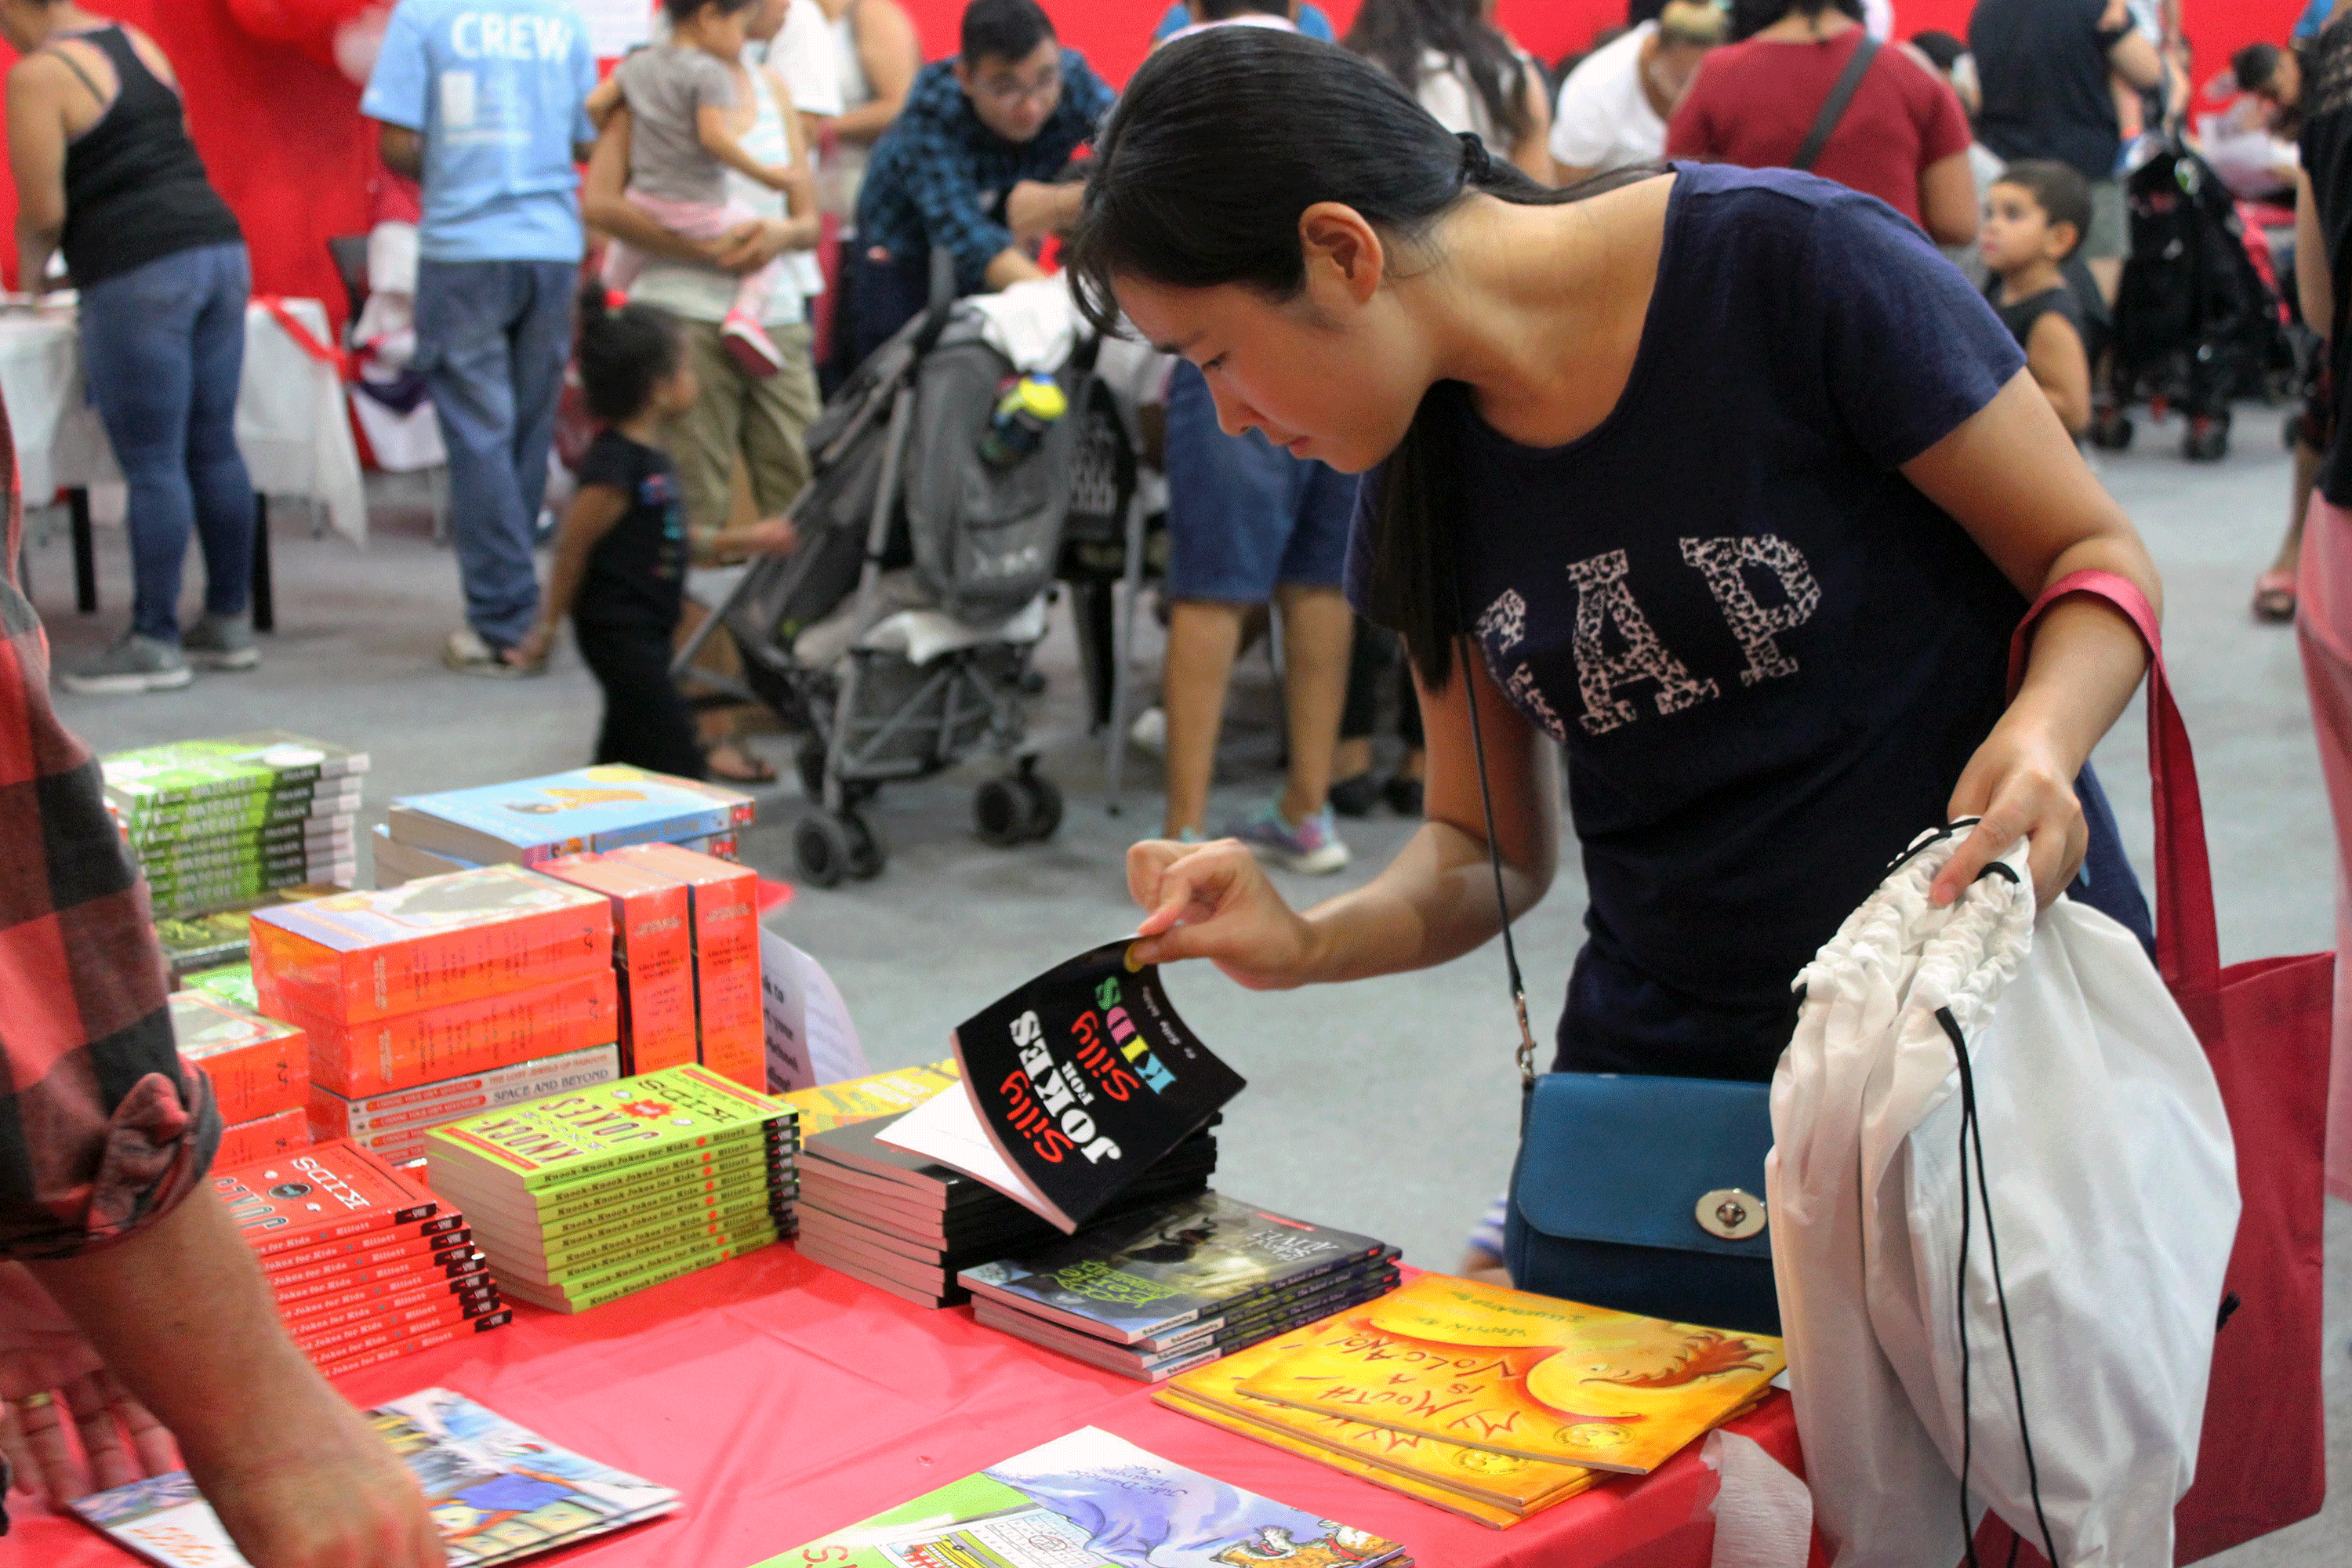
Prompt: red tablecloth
<box><xmin>8</xmin><ymin>1247</ymin><xmax>1809</xmax><ymax>1568</ymax></box>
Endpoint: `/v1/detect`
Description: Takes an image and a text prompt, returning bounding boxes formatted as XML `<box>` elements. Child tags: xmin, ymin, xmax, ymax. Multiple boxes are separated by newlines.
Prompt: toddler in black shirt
<box><xmin>515</xmin><ymin>287</ymin><xmax>795</xmax><ymax>777</ymax></box>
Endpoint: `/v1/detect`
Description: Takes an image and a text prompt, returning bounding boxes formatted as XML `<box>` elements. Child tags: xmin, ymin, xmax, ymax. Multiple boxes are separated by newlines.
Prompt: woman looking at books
<box><xmin>1085</xmin><ymin>34</ymin><xmax>2159</xmax><ymax>1095</ymax></box>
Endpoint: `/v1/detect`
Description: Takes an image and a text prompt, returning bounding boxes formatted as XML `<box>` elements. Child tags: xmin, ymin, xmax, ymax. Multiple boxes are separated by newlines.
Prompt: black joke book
<box><xmin>877</xmin><ymin>938</ymin><xmax>1246</xmax><ymax>1232</ymax></box>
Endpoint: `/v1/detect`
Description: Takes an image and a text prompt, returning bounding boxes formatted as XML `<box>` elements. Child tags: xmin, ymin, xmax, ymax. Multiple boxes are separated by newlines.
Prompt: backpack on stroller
<box><xmin>673</xmin><ymin>260</ymin><xmax>1120</xmax><ymax>887</ymax></box>
<box><xmin>2091</xmin><ymin>132</ymin><xmax>2299</xmax><ymax>461</ymax></box>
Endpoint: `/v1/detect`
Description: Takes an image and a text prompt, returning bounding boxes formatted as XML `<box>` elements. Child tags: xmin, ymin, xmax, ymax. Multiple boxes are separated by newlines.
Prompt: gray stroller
<box><xmin>672</xmin><ymin>259</ymin><xmax>1123</xmax><ymax>887</ymax></box>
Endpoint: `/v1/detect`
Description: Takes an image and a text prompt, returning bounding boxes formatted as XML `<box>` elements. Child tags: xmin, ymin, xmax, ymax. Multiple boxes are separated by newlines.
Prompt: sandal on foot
<box><xmin>705</xmin><ymin>742</ymin><xmax>778</xmax><ymax>784</ymax></box>
<box><xmin>2253</xmin><ymin>569</ymin><xmax>2297</xmax><ymax>623</ymax></box>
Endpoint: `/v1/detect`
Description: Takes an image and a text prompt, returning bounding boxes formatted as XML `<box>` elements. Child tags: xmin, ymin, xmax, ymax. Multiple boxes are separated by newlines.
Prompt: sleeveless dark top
<box><xmin>54</xmin><ymin>27</ymin><xmax>241</xmax><ymax>288</ymax></box>
<box><xmin>1989</xmin><ymin>283</ymin><xmax>2088</xmax><ymax>359</ymax></box>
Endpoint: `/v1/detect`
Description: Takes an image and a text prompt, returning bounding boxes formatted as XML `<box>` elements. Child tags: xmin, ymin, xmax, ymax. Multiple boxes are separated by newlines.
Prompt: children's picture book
<box><xmin>880</xmin><ymin>939</ymin><xmax>1245</xmax><ymax>1232</ymax></box>
<box><xmin>1159</xmin><ymin>1319</ymin><xmax>1597</xmax><ymax>1526</ymax></box>
<box><xmin>757</xmin><ymin>1425</ymin><xmax>1407</xmax><ymax>1567</ymax></box>
<box><xmin>67</xmin><ymin>1387</ymin><xmax>676</xmax><ymax>1567</ymax></box>
<box><xmin>389</xmin><ymin>765</ymin><xmax>751</xmax><ymax>867</ymax></box>
<box><xmin>1229</xmin><ymin>1274</ymin><xmax>1784</xmax><ymax>1475</ymax></box>
<box><xmin>778</xmin><ymin>1058</ymin><xmax>959</xmax><ymax>1139</ymax></box>
<box><xmin>959</xmin><ymin>1192</ymin><xmax>1390</xmax><ymax>1345</ymax></box>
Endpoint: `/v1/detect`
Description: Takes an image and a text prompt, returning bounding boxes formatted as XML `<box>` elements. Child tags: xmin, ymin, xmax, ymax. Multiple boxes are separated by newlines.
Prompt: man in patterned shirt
<box><xmin>844</xmin><ymin>0</ymin><xmax>1115</xmax><ymax>365</ymax></box>
<box><xmin>0</xmin><ymin>392</ymin><xmax>438</xmax><ymax>1562</ymax></box>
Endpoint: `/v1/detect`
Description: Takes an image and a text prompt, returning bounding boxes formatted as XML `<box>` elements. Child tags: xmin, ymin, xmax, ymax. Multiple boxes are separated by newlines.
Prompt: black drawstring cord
<box><xmin>1936</xmin><ymin>1005</ymin><xmax>2061</xmax><ymax>1567</ymax></box>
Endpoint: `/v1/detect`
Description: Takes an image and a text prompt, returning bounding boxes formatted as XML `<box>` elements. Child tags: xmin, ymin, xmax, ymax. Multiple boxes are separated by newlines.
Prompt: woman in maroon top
<box><xmin>1666</xmin><ymin>0</ymin><xmax>1978</xmax><ymax>246</ymax></box>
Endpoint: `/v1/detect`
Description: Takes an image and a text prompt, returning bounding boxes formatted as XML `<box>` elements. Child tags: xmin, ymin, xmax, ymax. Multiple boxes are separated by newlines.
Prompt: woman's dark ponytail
<box><xmin>1069</xmin><ymin>29</ymin><xmax>1653</xmax><ymax>689</ymax></box>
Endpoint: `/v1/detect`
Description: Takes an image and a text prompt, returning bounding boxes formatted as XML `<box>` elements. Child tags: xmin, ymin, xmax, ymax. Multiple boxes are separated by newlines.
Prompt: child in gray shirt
<box><xmin>602</xmin><ymin>0</ymin><xmax>799</xmax><ymax>376</ymax></box>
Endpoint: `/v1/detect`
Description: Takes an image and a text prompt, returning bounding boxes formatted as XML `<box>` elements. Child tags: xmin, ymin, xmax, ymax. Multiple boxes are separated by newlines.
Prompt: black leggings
<box><xmin>575</xmin><ymin>620</ymin><xmax>707</xmax><ymax>780</ymax></box>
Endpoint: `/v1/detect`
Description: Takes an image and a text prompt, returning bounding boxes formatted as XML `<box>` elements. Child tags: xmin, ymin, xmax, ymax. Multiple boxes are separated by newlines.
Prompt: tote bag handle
<box><xmin>2005</xmin><ymin>568</ymin><xmax>2220</xmax><ymax>998</ymax></box>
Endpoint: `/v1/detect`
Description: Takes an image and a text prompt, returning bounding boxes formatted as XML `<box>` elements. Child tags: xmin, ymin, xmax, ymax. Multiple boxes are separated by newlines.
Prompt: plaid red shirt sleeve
<box><xmin>0</xmin><ymin>388</ymin><xmax>220</xmax><ymax>1262</ymax></box>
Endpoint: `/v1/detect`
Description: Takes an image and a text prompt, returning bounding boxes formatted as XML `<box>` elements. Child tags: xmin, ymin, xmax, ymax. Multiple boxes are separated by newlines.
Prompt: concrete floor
<box><xmin>27</xmin><ymin>407</ymin><xmax>2349</xmax><ymax>1561</ymax></box>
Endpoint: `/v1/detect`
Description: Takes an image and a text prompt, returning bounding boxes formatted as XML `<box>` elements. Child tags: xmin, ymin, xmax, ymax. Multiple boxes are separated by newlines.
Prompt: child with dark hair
<box><xmin>1980</xmin><ymin>158</ymin><xmax>2096</xmax><ymax>435</ymax></box>
<box><xmin>515</xmin><ymin>289</ymin><xmax>795</xmax><ymax>777</ymax></box>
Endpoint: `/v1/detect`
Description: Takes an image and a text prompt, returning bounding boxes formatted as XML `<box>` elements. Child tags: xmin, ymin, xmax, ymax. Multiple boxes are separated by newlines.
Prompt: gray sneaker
<box><xmin>60</xmin><ymin>633</ymin><xmax>192</xmax><ymax>695</ymax></box>
<box><xmin>182</xmin><ymin>612</ymin><xmax>258</xmax><ymax>670</ymax></box>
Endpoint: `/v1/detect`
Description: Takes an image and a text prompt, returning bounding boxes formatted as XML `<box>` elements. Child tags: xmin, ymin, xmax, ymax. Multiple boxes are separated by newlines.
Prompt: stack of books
<box><xmin>959</xmin><ymin>1192</ymin><xmax>1400</xmax><ymax>1382</ymax></box>
<box><xmin>71</xmin><ymin>1388</ymin><xmax>677</xmax><ymax>1566</ymax></box>
<box><xmin>103</xmin><ymin>731</ymin><xmax>364</xmax><ymax>918</ymax></box>
<box><xmin>795</xmin><ymin>1112</ymin><xmax>1217</xmax><ymax>1308</ymax></box>
<box><xmin>250</xmin><ymin>866</ymin><xmax>624</xmax><ymax>1171</ymax></box>
<box><xmin>213</xmin><ymin>1140</ymin><xmax>511</xmax><ymax>1378</ymax></box>
<box><xmin>167</xmin><ymin>989</ymin><xmax>310</xmax><ymax>1167</ymax></box>
<box><xmin>423</xmin><ymin>1065</ymin><xmax>800</xmax><ymax>1314</ymax></box>
<box><xmin>372</xmin><ymin>764</ymin><xmax>754</xmax><ymax>887</ymax></box>
<box><xmin>1156</xmin><ymin>1272</ymin><xmax>1786</xmax><ymax>1529</ymax></box>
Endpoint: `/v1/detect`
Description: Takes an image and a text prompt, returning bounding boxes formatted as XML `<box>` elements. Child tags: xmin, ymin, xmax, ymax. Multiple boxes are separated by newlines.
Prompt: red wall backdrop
<box><xmin>0</xmin><ymin>1</ymin><xmax>2293</xmax><ymax>315</ymax></box>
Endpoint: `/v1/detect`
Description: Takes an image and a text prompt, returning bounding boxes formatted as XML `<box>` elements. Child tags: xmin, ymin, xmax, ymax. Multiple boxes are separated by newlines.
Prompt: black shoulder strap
<box><xmin>40</xmin><ymin>38</ymin><xmax>109</xmax><ymax>109</ymax></box>
<box><xmin>1791</xmin><ymin>34</ymin><xmax>1881</xmax><ymax>173</ymax></box>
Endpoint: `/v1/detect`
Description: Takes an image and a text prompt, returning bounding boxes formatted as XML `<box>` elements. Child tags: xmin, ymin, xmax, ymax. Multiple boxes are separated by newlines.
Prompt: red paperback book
<box><xmin>262</xmin><ymin>1229</ymin><xmax>474</xmax><ymax>1287</ymax></box>
<box><xmin>280</xmin><ymin>1278</ymin><xmax>500</xmax><ymax>1335</ymax></box>
<box><xmin>216</xmin><ymin>1139</ymin><xmax>440</xmax><ymax>1258</ymax></box>
<box><xmin>314</xmin><ymin>1310</ymin><xmax>515</xmax><ymax>1379</ymax></box>
<box><xmin>294</xmin><ymin>1292</ymin><xmax>510</xmax><ymax>1358</ymax></box>
<box><xmin>269</xmin><ymin>1248</ymin><xmax>489</xmax><ymax>1308</ymax></box>
<box><xmin>257</xmin><ymin>1217</ymin><xmax>468</xmax><ymax>1275</ymax></box>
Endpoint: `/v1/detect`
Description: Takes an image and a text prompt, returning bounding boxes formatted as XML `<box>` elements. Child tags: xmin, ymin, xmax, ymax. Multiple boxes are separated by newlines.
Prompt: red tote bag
<box><xmin>1982</xmin><ymin>570</ymin><xmax>2333</xmax><ymax>1563</ymax></box>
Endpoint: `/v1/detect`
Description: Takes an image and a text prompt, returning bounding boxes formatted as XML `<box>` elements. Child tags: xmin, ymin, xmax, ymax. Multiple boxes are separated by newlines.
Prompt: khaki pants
<box><xmin>659</xmin><ymin>318</ymin><xmax>820</xmax><ymax>537</ymax></box>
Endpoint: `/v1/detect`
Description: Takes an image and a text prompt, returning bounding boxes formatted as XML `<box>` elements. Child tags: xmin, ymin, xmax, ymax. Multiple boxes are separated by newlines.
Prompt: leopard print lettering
<box><xmin>1678</xmin><ymin>535</ymin><xmax>1822</xmax><ymax>688</ymax></box>
<box><xmin>1563</xmin><ymin>550</ymin><xmax>1719</xmax><ymax>734</ymax></box>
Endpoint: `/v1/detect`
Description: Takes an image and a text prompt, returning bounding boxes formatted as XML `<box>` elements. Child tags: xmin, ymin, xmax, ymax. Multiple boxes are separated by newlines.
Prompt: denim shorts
<box><xmin>1163</xmin><ymin>360</ymin><xmax>1359</xmax><ymax>602</ymax></box>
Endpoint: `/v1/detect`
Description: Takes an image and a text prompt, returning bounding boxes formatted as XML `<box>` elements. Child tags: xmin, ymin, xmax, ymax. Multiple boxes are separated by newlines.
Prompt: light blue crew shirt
<box><xmin>361</xmin><ymin>0</ymin><xmax>597</xmax><ymax>264</ymax></box>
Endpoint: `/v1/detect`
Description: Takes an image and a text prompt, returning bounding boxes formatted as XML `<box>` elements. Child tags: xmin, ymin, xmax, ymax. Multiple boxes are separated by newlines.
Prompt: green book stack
<box><xmin>422</xmin><ymin>1065</ymin><xmax>800</xmax><ymax>1314</ymax></box>
<box><xmin>104</xmin><ymin>731</ymin><xmax>367</xmax><ymax>919</ymax></box>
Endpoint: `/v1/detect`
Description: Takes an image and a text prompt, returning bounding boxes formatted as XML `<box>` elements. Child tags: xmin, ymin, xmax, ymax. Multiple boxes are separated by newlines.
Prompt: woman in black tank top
<box><xmin>1</xmin><ymin>1</ymin><xmax>259</xmax><ymax>693</ymax></box>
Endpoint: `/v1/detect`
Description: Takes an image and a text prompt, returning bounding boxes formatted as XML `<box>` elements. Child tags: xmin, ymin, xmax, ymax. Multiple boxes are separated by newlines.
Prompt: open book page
<box><xmin>760</xmin><ymin>929</ymin><xmax>869</xmax><ymax>1094</ymax></box>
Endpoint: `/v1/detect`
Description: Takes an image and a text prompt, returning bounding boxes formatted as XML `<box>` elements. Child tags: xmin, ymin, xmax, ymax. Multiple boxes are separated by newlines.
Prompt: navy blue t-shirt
<box><xmin>1345</xmin><ymin>163</ymin><xmax>2149</xmax><ymax>1081</ymax></box>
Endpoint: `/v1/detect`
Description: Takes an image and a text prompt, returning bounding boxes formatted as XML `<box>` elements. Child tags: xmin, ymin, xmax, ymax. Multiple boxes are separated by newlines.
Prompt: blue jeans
<box><xmin>78</xmin><ymin>241</ymin><xmax>256</xmax><ymax>643</ymax></box>
<box><xmin>1163</xmin><ymin>360</ymin><xmax>1356</xmax><ymax>601</ymax></box>
<box><xmin>415</xmin><ymin>259</ymin><xmax>575</xmax><ymax>647</ymax></box>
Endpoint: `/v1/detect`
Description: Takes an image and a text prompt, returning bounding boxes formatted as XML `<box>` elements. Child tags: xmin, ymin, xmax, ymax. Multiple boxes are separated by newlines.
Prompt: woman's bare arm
<box><xmin>835</xmin><ymin>0</ymin><xmax>920</xmax><ymax>145</ymax></box>
<box><xmin>1900</xmin><ymin>369</ymin><xmax>2161</xmax><ymax>906</ymax></box>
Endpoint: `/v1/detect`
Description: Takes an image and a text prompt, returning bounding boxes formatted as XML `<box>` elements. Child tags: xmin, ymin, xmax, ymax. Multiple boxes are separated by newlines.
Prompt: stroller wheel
<box><xmin>975</xmin><ymin>777</ymin><xmax>1029</xmax><ymax>847</ymax></box>
<box><xmin>2089</xmin><ymin>412</ymin><xmax>2135</xmax><ymax>451</ymax></box>
<box><xmin>794</xmin><ymin>812</ymin><xmax>855</xmax><ymax>888</ymax></box>
<box><xmin>1018</xmin><ymin>773</ymin><xmax>1063</xmax><ymax>841</ymax></box>
<box><xmin>840</xmin><ymin>811</ymin><xmax>887</xmax><ymax>880</ymax></box>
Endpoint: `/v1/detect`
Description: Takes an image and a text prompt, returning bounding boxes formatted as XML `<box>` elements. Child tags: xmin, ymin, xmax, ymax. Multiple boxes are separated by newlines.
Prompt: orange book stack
<box><xmin>212</xmin><ymin>1139</ymin><xmax>510</xmax><ymax>1378</ymax></box>
<box><xmin>608</xmin><ymin>844</ymin><xmax>763</xmax><ymax>1091</ymax></box>
<box><xmin>535</xmin><ymin>852</ymin><xmax>699</xmax><ymax>1076</ymax></box>
<box><xmin>168</xmin><ymin>990</ymin><xmax>311</xmax><ymax>1167</ymax></box>
<box><xmin>252</xmin><ymin>866</ymin><xmax>622</xmax><ymax>1163</ymax></box>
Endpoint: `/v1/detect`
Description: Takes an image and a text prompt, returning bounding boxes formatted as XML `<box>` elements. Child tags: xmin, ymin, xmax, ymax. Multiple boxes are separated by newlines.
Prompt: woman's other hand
<box><xmin>1127</xmin><ymin>838</ymin><xmax>1322</xmax><ymax>989</ymax></box>
<box><xmin>742</xmin><ymin>517</ymin><xmax>797</xmax><ymax>555</ymax></box>
<box><xmin>1933</xmin><ymin>719</ymin><xmax>2088</xmax><ymax>909</ymax></box>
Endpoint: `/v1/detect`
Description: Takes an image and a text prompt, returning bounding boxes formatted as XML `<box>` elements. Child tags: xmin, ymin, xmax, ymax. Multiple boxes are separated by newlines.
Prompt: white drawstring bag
<box><xmin>1769</xmin><ymin>826</ymin><xmax>2238</xmax><ymax>1567</ymax></box>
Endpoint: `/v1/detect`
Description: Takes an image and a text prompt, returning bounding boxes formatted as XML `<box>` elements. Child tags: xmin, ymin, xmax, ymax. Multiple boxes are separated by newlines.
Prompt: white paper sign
<box><xmin>573</xmin><ymin>0</ymin><xmax>654</xmax><ymax>58</ymax></box>
<box><xmin>760</xmin><ymin>929</ymin><xmax>868</xmax><ymax>1094</ymax></box>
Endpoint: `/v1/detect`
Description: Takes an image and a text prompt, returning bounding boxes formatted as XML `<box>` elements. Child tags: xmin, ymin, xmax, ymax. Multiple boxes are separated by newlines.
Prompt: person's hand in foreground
<box><xmin>1128</xmin><ymin>837</ymin><xmax>1320</xmax><ymax>989</ymax></box>
<box><xmin>24</xmin><ymin>1189</ymin><xmax>445</xmax><ymax>1567</ymax></box>
<box><xmin>0</xmin><ymin>1265</ymin><xmax>174</xmax><ymax>1505</ymax></box>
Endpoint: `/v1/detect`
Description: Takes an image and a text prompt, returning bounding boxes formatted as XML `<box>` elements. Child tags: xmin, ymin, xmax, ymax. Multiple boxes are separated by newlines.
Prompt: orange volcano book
<box><xmin>289</xmin><ymin>968</ymin><xmax>620</xmax><ymax>1098</ymax></box>
<box><xmin>610</xmin><ymin>844</ymin><xmax>761</xmax><ymax>1090</ymax></box>
<box><xmin>249</xmin><ymin>866</ymin><xmax>612</xmax><ymax>1024</ymax></box>
<box><xmin>535</xmin><ymin>852</ymin><xmax>697</xmax><ymax>1075</ymax></box>
<box><xmin>1230</xmin><ymin>1272</ymin><xmax>1783</xmax><ymax>1475</ymax></box>
<box><xmin>168</xmin><ymin>990</ymin><xmax>307</xmax><ymax>1123</ymax></box>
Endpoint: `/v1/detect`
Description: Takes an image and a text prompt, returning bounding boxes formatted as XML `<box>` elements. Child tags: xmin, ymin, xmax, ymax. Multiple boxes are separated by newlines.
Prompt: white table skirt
<box><xmin>0</xmin><ymin>297</ymin><xmax>368</xmax><ymax>546</ymax></box>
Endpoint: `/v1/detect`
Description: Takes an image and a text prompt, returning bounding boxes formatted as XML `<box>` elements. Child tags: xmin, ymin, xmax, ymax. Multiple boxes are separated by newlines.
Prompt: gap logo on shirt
<box><xmin>1479</xmin><ymin>533</ymin><xmax>1822</xmax><ymax>741</ymax></box>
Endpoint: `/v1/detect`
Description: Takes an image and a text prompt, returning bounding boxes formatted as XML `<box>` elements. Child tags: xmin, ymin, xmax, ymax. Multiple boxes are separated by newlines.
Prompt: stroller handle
<box><xmin>913</xmin><ymin>248</ymin><xmax>959</xmax><ymax>357</ymax></box>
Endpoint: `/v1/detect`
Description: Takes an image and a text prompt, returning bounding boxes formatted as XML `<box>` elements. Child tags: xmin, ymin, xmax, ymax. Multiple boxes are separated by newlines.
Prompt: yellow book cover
<box><xmin>1232</xmin><ymin>1273</ymin><xmax>1783</xmax><ymax>1474</ymax></box>
<box><xmin>775</xmin><ymin>1058</ymin><xmax>960</xmax><ymax>1138</ymax></box>
<box><xmin>1160</xmin><ymin>1322</ymin><xmax>1595</xmax><ymax>1523</ymax></box>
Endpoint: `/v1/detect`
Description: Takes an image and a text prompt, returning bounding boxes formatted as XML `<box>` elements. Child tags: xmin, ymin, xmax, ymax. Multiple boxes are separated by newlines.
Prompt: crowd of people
<box><xmin>5</xmin><ymin>2</ymin><xmax>2352</xmax><ymax>1560</ymax></box>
